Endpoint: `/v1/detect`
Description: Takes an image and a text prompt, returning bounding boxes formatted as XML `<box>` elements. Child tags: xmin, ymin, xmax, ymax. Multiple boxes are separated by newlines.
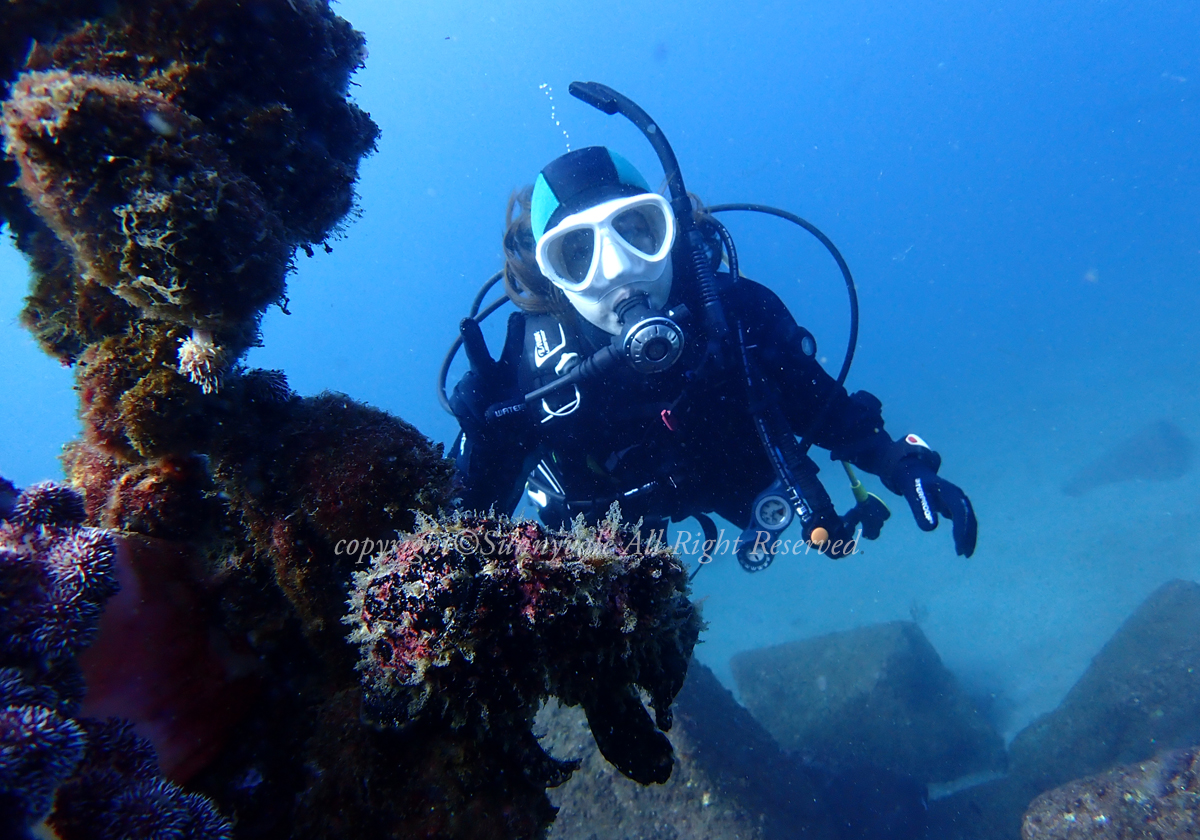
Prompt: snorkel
<box><xmin>568</xmin><ymin>82</ymin><xmax>729</xmax><ymax>341</ymax></box>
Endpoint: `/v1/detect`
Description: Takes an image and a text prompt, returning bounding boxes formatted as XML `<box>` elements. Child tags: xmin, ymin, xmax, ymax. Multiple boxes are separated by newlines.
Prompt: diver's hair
<box><xmin>502</xmin><ymin>187</ymin><xmax>572</xmax><ymax>317</ymax></box>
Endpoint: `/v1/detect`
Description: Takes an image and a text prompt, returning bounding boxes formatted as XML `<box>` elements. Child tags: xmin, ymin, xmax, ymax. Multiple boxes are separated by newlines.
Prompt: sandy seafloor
<box><xmin>2</xmin><ymin>0</ymin><xmax>1199</xmax><ymax>782</ymax></box>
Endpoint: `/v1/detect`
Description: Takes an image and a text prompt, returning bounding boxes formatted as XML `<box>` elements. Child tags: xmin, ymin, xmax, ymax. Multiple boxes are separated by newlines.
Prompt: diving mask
<box><xmin>535</xmin><ymin>193</ymin><xmax>676</xmax><ymax>334</ymax></box>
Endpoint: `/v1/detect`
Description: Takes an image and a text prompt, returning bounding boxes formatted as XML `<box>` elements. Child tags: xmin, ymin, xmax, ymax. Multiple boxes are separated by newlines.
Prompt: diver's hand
<box><xmin>450</xmin><ymin>313</ymin><xmax>527</xmax><ymax>436</ymax></box>
<box><xmin>893</xmin><ymin>458</ymin><xmax>978</xmax><ymax>557</ymax></box>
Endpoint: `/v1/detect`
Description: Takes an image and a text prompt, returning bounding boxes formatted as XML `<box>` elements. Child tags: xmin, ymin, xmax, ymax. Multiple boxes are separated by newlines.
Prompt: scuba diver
<box><xmin>442</xmin><ymin>83</ymin><xmax>976</xmax><ymax>571</ymax></box>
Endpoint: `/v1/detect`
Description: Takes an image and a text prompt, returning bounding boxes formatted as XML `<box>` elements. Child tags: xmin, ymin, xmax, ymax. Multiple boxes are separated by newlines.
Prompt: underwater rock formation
<box><xmin>60</xmin><ymin>372</ymin><xmax>459</xmax><ymax>834</ymax></box>
<box><xmin>347</xmin><ymin>507</ymin><xmax>702</xmax><ymax>787</ymax></box>
<box><xmin>542</xmin><ymin>660</ymin><xmax>838</xmax><ymax>840</ymax></box>
<box><xmin>1008</xmin><ymin>579</ymin><xmax>1200</xmax><ymax>791</ymax></box>
<box><xmin>188</xmin><ymin>506</ymin><xmax>695</xmax><ymax>840</ymax></box>
<box><xmin>211</xmin><ymin>388</ymin><xmax>457</xmax><ymax>643</ymax></box>
<box><xmin>288</xmin><ymin>688</ymin><xmax>564</xmax><ymax>840</ymax></box>
<box><xmin>0</xmin><ymin>0</ymin><xmax>383</xmax><ymax>501</ymax></box>
<box><xmin>543</xmin><ymin>659</ymin><xmax>931</xmax><ymax>840</ymax></box>
<box><xmin>927</xmin><ymin>579</ymin><xmax>1200</xmax><ymax>840</ymax></box>
<box><xmin>2</xmin><ymin>69</ymin><xmax>290</xmax><ymax>357</ymax></box>
<box><xmin>1021</xmin><ymin>746</ymin><xmax>1200</xmax><ymax>840</ymax></box>
<box><xmin>3</xmin><ymin>0</ymin><xmax>396</xmax><ymax>780</ymax></box>
<box><xmin>540</xmin><ymin>702</ymin><xmax>782</xmax><ymax>840</ymax></box>
<box><xmin>1</xmin><ymin>0</ymin><xmax>378</xmax><ymax>364</ymax></box>
<box><xmin>1</xmin><ymin>2</ymin><xmax>703</xmax><ymax>837</ymax></box>
<box><xmin>732</xmin><ymin>621</ymin><xmax>1005</xmax><ymax>784</ymax></box>
<box><xmin>1062</xmin><ymin>420</ymin><xmax>1194</xmax><ymax>497</ymax></box>
<box><xmin>0</xmin><ymin>480</ymin><xmax>231</xmax><ymax>839</ymax></box>
<box><xmin>71</xmin><ymin>324</ymin><xmax>217</xmax><ymax>461</ymax></box>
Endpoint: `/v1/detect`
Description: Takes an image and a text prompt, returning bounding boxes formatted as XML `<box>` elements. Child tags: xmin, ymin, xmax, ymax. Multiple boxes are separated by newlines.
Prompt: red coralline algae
<box><xmin>105</xmin><ymin>455</ymin><xmax>213</xmax><ymax>539</ymax></box>
<box><xmin>346</xmin><ymin>506</ymin><xmax>702</xmax><ymax>787</ymax></box>
<box><xmin>60</xmin><ymin>440</ymin><xmax>125</xmax><ymax>525</ymax></box>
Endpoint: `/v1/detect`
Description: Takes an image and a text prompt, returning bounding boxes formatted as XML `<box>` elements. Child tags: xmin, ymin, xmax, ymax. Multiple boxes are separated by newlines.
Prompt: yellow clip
<box><xmin>842</xmin><ymin>462</ymin><xmax>889</xmax><ymax>512</ymax></box>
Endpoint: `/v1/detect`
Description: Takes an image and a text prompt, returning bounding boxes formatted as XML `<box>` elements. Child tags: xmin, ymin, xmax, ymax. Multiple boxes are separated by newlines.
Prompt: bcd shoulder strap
<box><xmin>519</xmin><ymin>313</ymin><xmax>588</xmax><ymax>423</ymax></box>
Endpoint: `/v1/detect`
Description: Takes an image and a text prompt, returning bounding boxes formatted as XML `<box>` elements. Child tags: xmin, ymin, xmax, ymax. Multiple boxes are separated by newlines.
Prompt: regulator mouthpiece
<box><xmin>615</xmin><ymin>295</ymin><xmax>684</xmax><ymax>374</ymax></box>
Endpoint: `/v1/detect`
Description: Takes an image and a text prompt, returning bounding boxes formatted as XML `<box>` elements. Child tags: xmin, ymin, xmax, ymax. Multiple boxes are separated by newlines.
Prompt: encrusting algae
<box><xmin>347</xmin><ymin>506</ymin><xmax>701</xmax><ymax>786</ymax></box>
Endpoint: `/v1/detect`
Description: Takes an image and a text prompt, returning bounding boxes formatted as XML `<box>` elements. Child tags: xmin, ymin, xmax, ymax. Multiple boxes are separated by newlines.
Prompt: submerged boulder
<box><xmin>542</xmin><ymin>659</ymin><xmax>931</xmax><ymax>840</ymax></box>
<box><xmin>1008</xmin><ymin>579</ymin><xmax>1200</xmax><ymax>791</ymax></box>
<box><xmin>539</xmin><ymin>701</ymin><xmax>781</xmax><ymax>840</ymax></box>
<box><xmin>928</xmin><ymin>579</ymin><xmax>1200</xmax><ymax>840</ymax></box>
<box><xmin>1022</xmin><ymin>746</ymin><xmax>1200</xmax><ymax>840</ymax></box>
<box><xmin>731</xmin><ymin>621</ymin><xmax>1005</xmax><ymax>784</ymax></box>
<box><xmin>541</xmin><ymin>659</ymin><xmax>837</xmax><ymax>840</ymax></box>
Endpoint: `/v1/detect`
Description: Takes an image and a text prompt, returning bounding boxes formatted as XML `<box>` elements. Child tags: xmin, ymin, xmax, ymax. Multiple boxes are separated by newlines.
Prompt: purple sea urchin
<box><xmin>0</xmin><ymin>703</ymin><xmax>87</xmax><ymax>825</ymax></box>
<box><xmin>49</xmin><ymin>718</ymin><xmax>233</xmax><ymax>840</ymax></box>
<box><xmin>10</xmin><ymin>479</ymin><xmax>87</xmax><ymax>528</ymax></box>
<box><xmin>0</xmin><ymin>491</ymin><xmax>117</xmax><ymax>666</ymax></box>
<box><xmin>0</xmin><ymin>479</ymin><xmax>232</xmax><ymax>838</ymax></box>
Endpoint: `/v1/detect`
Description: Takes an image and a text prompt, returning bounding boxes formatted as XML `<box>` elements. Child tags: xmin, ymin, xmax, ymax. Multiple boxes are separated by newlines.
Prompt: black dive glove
<box><xmin>892</xmin><ymin>457</ymin><xmax>977</xmax><ymax>557</ymax></box>
<box><xmin>449</xmin><ymin>313</ymin><xmax>529</xmax><ymax>438</ymax></box>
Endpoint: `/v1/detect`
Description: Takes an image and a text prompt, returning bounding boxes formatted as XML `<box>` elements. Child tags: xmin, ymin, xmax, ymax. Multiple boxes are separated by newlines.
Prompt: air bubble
<box><xmin>539</xmin><ymin>83</ymin><xmax>572</xmax><ymax>151</ymax></box>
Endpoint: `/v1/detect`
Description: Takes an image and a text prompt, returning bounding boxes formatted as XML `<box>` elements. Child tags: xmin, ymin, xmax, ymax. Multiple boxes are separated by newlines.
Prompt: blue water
<box><xmin>3</xmin><ymin>0</ymin><xmax>1199</xmax><ymax>743</ymax></box>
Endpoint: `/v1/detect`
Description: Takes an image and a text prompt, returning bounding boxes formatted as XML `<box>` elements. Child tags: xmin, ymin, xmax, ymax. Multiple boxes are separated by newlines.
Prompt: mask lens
<box><xmin>612</xmin><ymin>204</ymin><xmax>666</xmax><ymax>255</ymax></box>
<box><xmin>557</xmin><ymin>228</ymin><xmax>595</xmax><ymax>284</ymax></box>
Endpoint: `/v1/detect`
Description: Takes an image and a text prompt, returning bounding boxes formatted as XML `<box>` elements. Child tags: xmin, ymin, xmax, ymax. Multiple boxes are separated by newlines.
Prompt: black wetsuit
<box><xmin>452</xmin><ymin>274</ymin><xmax>934</xmax><ymax>535</ymax></box>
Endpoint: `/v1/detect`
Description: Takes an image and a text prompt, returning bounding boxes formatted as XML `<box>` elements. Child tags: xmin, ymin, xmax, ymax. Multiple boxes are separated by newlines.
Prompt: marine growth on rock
<box><xmin>1</xmin><ymin>0</ymin><xmax>380</xmax><ymax>365</ymax></box>
<box><xmin>346</xmin><ymin>506</ymin><xmax>703</xmax><ymax>786</ymax></box>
